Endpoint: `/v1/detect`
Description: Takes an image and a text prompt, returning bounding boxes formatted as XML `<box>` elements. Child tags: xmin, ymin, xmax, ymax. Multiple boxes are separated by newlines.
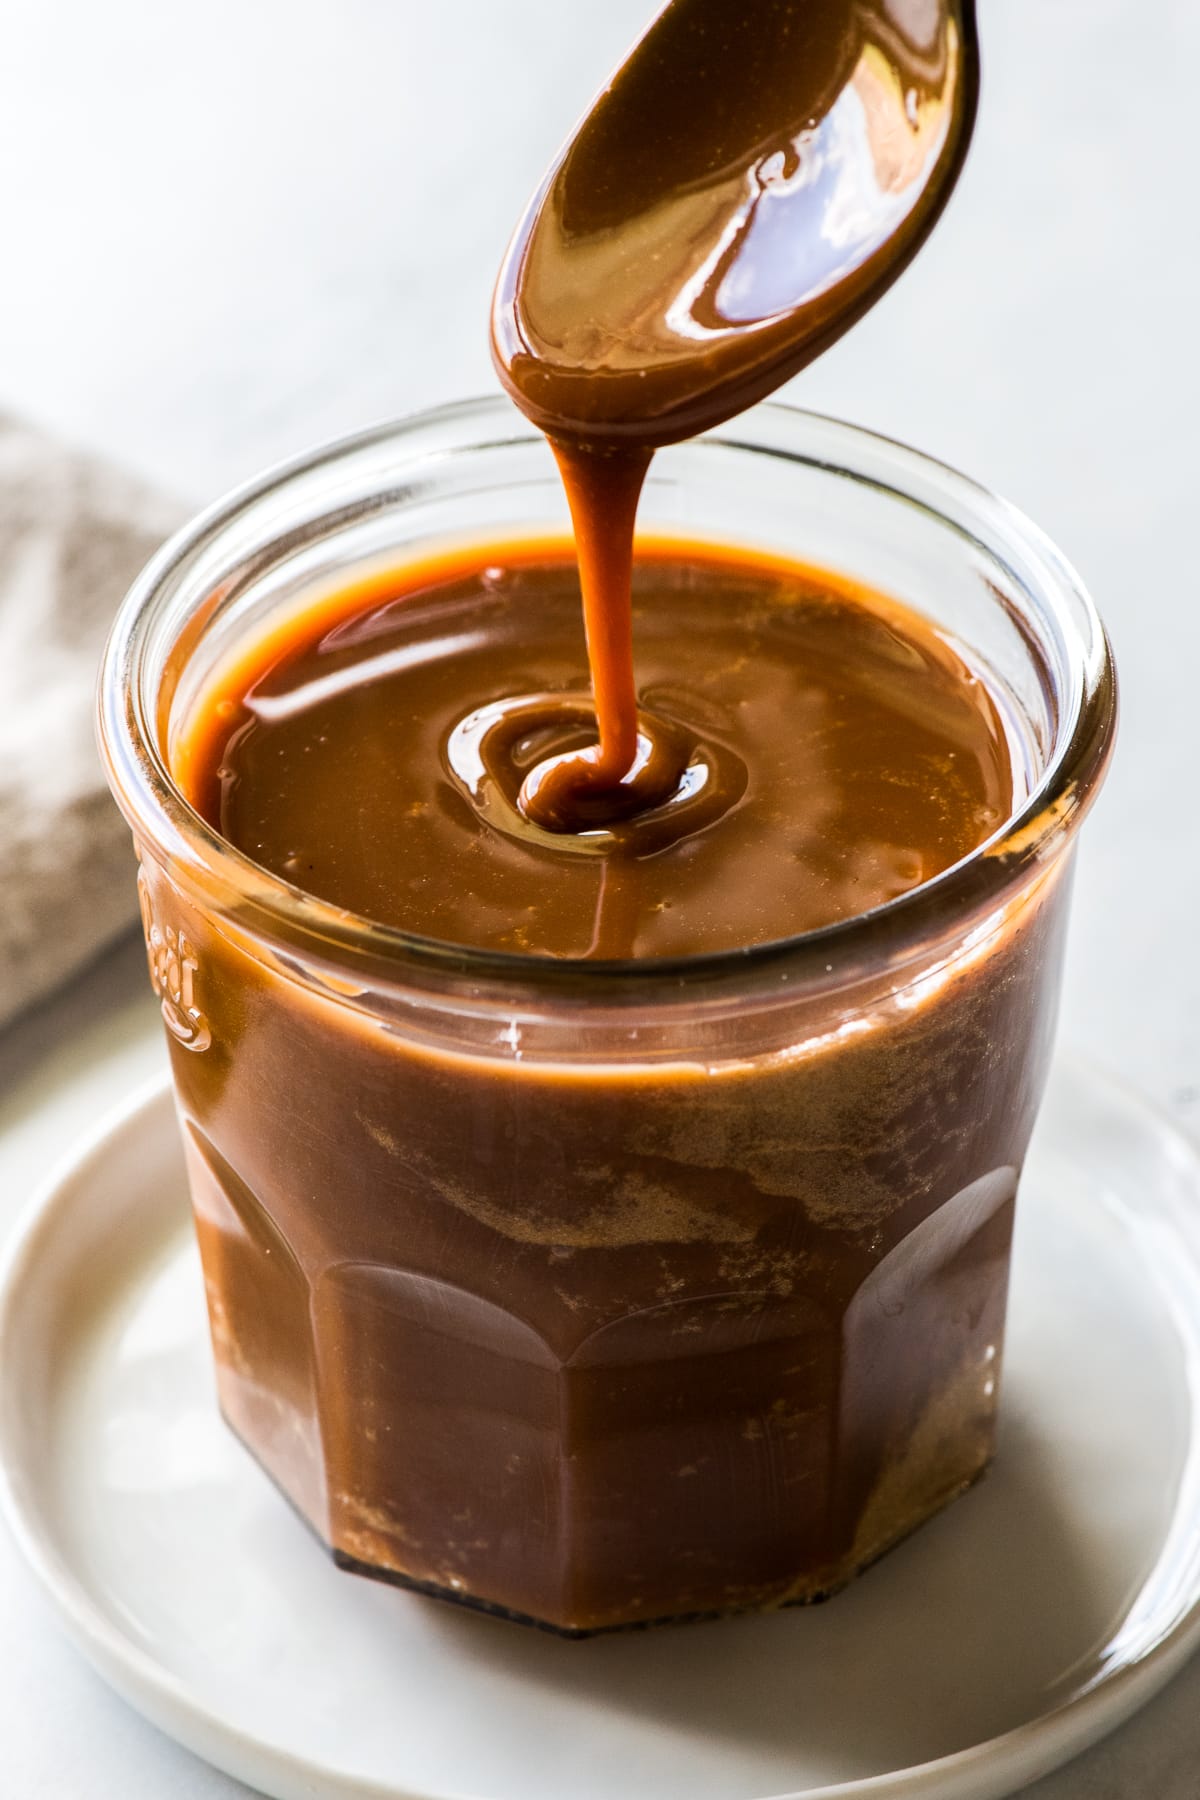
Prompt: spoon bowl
<box><xmin>493</xmin><ymin>0</ymin><xmax>979</xmax><ymax>447</ymax></box>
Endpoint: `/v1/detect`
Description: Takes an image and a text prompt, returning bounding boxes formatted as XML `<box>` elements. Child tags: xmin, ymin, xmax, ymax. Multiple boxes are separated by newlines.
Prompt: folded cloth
<box><xmin>0</xmin><ymin>417</ymin><xmax>182</xmax><ymax>1031</ymax></box>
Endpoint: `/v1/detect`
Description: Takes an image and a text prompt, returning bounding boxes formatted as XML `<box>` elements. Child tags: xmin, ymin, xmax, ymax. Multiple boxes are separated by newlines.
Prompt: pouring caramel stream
<box><xmin>492</xmin><ymin>0</ymin><xmax>978</xmax><ymax>833</ymax></box>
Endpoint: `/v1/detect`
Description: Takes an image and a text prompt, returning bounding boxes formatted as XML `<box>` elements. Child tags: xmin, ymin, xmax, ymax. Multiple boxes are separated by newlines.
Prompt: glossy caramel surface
<box><xmin>177</xmin><ymin>539</ymin><xmax>1013</xmax><ymax>961</ymax></box>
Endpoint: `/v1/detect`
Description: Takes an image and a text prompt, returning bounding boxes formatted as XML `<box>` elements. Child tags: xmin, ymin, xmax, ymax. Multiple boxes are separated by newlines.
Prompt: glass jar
<box><xmin>98</xmin><ymin>398</ymin><xmax>1116</xmax><ymax>1635</ymax></box>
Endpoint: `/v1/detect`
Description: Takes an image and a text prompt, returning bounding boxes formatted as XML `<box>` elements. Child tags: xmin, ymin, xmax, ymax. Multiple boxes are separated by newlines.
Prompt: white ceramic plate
<box><xmin>1</xmin><ymin>1058</ymin><xmax>1199</xmax><ymax>1800</ymax></box>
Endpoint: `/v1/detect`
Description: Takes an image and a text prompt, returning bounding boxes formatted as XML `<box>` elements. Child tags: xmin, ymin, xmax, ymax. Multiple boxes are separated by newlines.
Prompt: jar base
<box><xmin>223</xmin><ymin>1396</ymin><xmax>992</xmax><ymax>1638</ymax></box>
<box><xmin>329</xmin><ymin>1462</ymin><xmax>989</xmax><ymax>1636</ymax></box>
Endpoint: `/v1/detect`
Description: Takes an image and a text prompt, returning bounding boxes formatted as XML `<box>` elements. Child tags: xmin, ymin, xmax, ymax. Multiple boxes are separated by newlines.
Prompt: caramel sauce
<box><xmin>177</xmin><ymin>537</ymin><xmax>1012</xmax><ymax>961</ymax></box>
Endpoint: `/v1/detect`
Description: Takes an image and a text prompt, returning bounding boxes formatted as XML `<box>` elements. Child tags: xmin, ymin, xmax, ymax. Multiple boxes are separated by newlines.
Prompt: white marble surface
<box><xmin>0</xmin><ymin>0</ymin><xmax>1197</xmax><ymax>1793</ymax></box>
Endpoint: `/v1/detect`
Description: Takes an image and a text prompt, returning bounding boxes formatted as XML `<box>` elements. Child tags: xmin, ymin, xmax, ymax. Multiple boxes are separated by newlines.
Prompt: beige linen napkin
<box><xmin>0</xmin><ymin>416</ymin><xmax>181</xmax><ymax>1031</ymax></box>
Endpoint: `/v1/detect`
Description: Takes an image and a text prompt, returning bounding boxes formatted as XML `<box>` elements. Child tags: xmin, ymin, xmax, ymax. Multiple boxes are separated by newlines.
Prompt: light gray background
<box><xmin>0</xmin><ymin>1</ymin><xmax>1196</xmax><ymax>1794</ymax></box>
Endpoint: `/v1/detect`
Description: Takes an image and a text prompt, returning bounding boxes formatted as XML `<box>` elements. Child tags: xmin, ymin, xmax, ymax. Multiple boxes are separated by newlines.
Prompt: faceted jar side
<box><xmin>136</xmin><ymin>843</ymin><xmax>1071</xmax><ymax>1635</ymax></box>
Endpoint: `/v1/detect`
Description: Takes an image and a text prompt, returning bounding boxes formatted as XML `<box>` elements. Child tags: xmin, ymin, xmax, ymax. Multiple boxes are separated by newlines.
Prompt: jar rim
<box><xmin>97</xmin><ymin>396</ymin><xmax>1117</xmax><ymax>1005</ymax></box>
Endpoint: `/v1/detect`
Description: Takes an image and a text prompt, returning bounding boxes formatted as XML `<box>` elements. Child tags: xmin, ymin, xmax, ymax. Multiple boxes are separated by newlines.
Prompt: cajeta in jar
<box><xmin>100</xmin><ymin>0</ymin><xmax>1115</xmax><ymax>1638</ymax></box>
<box><xmin>106</xmin><ymin>429</ymin><xmax>1112</xmax><ymax>1632</ymax></box>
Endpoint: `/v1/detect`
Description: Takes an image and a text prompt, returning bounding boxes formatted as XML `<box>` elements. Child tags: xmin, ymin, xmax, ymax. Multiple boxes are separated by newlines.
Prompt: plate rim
<box><xmin>1</xmin><ymin>1056</ymin><xmax>1199</xmax><ymax>1800</ymax></box>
